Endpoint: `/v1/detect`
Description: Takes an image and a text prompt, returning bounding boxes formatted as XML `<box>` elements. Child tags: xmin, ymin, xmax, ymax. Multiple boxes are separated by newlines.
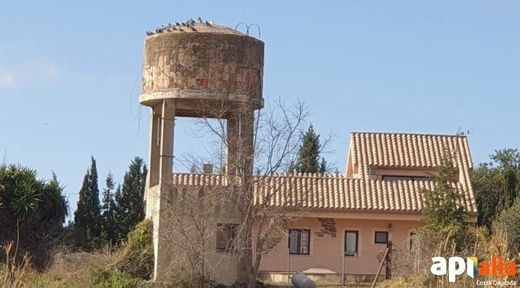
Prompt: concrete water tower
<box><xmin>140</xmin><ymin>19</ymin><xmax>264</xmax><ymax>283</ymax></box>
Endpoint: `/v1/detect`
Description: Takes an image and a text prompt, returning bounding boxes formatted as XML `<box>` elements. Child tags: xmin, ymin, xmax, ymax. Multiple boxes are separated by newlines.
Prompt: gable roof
<box><xmin>348</xmin><ymin>132</ymin><xmax>473</xmax><ymax>174</ymax></box>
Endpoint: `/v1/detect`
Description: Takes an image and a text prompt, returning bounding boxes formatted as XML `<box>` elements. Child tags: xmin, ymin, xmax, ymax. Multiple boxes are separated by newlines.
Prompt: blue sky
<box><xmin>1</xmin><ymin>1</ymin><xmax>519</xmax><ymax>215</ymax></box>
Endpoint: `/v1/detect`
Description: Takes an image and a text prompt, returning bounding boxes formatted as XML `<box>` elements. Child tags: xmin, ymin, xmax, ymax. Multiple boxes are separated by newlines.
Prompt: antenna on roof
<box><xmin>456</xmin><ymin>127</ymin><xmax>476</xmax><ymax>136</ymax></box>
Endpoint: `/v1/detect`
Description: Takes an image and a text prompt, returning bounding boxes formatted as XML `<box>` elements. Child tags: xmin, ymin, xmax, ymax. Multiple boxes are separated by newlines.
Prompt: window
<box><xmin>375</xmin><ymin>231</ymin><xmax>388</xmax><ymax>244</ymax></box>
<box><xmin>289</xmin><ymin>229</ymin><xmax>310</xmax><ymax>255</ymax></box>
<box><xmin>409</xmin><ymin>232</ymin><xmax>416</xmax><ymax>250</ymax></box>
<box><xmin>382</xmin><ymin>175</ymin><xmax>430</xmax><ymax>181</ymax></box>
<box><xmin>216</xmin><ymin>223</ymin><xmax>238</xmax><ymax>251</ymax></box>
<box><xmin>345</xmin><ymin>231</ymin><xmax>358</xmax><ymax>256</ymax></box>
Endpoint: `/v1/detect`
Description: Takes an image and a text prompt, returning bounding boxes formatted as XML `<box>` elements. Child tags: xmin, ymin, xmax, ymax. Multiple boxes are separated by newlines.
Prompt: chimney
<box><xmin>203</xmin><ymin>164</ymin><xmax>213</xmax><ymax>174</ymax></box>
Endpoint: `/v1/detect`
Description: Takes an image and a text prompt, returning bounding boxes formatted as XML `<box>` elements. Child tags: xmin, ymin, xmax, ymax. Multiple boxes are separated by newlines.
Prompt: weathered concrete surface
<box><xmin>140</xmin><ymin>22</ymin><xmax>264</xmax><ymax>286</ymax></box>
<box><xmin>140</xmin><ymin>25</ymin><xmax>264</xmax><ymax>115</ymax></box>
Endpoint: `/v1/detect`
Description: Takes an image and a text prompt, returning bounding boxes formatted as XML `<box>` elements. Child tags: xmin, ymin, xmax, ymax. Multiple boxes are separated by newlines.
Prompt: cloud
<box><xmin>0</xmin><ymin>59</ymin><xmax>61</xmax><ymax>90</ymax></box>
<box><xmin>0</xmin><ymin>69</ymin><xmax>15</xmax><ymax>89</ymax></box>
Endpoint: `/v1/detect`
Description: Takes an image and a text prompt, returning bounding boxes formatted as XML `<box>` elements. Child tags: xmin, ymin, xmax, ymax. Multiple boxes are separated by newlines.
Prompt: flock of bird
<box><xmin>146</xmin><ymin>17</ymin><xmax>214</xmax><ymax>36</ymax></box>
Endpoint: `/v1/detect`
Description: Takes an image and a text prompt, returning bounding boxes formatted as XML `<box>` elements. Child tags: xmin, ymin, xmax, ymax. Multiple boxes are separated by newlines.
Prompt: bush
<box><xmin>26</xmin><ymin>275</ymin><xmax>68</xmax><ymax>288</ymax></box>
<box><xmin>92</xmin><ymin>268</ymin><xmax>140</xmax><ymax>288</ymax></box>
<box><xmin>114</xmin><ymin>220</ymin><xmax>153</xmax><ymax>279</ymax></box>
<box><xmin>497</xmin><ymin>197</ymin><xmax>520</xmax><ymax>254</ymax></box>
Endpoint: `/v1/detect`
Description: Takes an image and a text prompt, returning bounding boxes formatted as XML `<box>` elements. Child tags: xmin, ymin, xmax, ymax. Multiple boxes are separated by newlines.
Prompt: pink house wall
<box><xmin>256</xmin><ymin>216</ymin><xmax>421</xmax><ymax>279</ymax></box>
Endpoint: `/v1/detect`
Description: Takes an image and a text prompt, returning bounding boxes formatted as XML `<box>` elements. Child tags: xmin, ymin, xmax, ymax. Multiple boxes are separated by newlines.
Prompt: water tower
<box><xmin>140</xmin><ymin>19</ymin><xmax>264</xmax><ymax>283</ymax></box>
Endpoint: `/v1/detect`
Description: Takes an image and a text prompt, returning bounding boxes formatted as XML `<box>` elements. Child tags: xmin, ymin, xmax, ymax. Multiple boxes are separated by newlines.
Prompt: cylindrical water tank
<box><xmin>291</xmin><ymin>273</ymin><xmax>317</xmax><ymax>288</ymax></box>
<box><xmin>140</xmin><ymin>22</ymin><xmax>264</xmax><ymax>116</ymax></box>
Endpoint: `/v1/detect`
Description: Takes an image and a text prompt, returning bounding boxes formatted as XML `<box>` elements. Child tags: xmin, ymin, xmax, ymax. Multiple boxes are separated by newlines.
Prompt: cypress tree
<box><xmin>113</xmin><ymin>184</ymin><xmax>124</xmax><ymax>242</ymax></box>
<box><xmin>101</xmin><ymin>173</ymin><xmax>116</xmax><ymax>245</ymax></box>
<box><xmin>74</xmin><ymin>157</ymin><xmax>102</xmax><ymax>247</ymax></box>
<box><xmin>296</xmin><ymin>125</ymin><xmax>327</xmax><ymax>173</ymax></box>
<box><xmin>319</xmin><ymin>157</ymin><xmax>327</xmax><ymax>173</ymax></box>
<box><xmin>114</xmin><ymin>157</ymin><xmax>147</xmax><ymax>242</ymax></box>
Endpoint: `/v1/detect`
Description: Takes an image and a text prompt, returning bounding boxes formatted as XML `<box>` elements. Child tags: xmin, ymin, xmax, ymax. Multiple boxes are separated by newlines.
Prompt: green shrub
<box><xmin>92</xmin><ymin>268</ymin><xmax>140</xmax><ymax>288</ymax></box>
<box><xmin>26</xmin><ymin>275</ymin><xmax>68</xmax><ymax>288</ymax></box>
<box><xmin>114</xmin><ymin>220</ymin><xmax>153</xmax><ymax>279</ymax></box>
<box><xmin>498</xmin><ymin>197</ymin><xmax>520</xmax><ymax>254</ymax></box>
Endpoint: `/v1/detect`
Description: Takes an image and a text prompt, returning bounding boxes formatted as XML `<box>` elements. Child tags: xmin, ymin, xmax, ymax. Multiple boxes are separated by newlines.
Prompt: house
<box><xmin>255</xmin><ymin>132</ymin><xmax>477</xmax><ymax>283</ymax></box>
<box><xmin>147</xmin><ymin>131</ymin><xmax>476</xmax><ymax>285</ymax></box>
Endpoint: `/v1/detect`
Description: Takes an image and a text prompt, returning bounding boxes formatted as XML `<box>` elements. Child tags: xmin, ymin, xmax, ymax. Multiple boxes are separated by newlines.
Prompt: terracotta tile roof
<box><xmin>349</xmin><ymin>132</ymin><xmax>473</xmax><ymax>174</ymax></box>
<box><xmin>347</xmin><ymin>132</ymin><xmax>476</xmax><ymax>213</ymax></box>
<box><xmin>252</xmin><ymin>173</ymin><xmax>433</xmax><ymax>212</ymax></box>
<box><xmin>170</xmin><ymin>132</ymin><xmax>477</xmax><ymax>214</ymax></box>
<box><xmin>251</xmin><ymin>173</ymin><xmax>475</xmax><ymax>213</ymax></box>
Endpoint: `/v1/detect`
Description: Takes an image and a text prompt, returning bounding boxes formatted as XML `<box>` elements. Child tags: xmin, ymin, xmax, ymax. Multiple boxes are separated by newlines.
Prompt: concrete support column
<box><xmin>227</xmin><ymin>110</ymin><xmax>255</xmax><ymax>286</ymax></box>
<box><xmin>226</xmin><ymin>111</ymin><xmax>254</xmax><ymax>176</ymax></box>
<box><xmin>145</xmin><ymin>106</ymin><xmax>161</xmax><ymax>219</ymax></box>
<box><xmin>149</xmin><ymin>106</ymin><xmax>161</xmax><ymax>187</ymax></box>
<box><xmin>152</xmin><ymin>99</ymin><xmax>176</xmax><ymax>281</ymax></box>
<box><xmin>227</xmin><ymin>116</ymin><xmax>239</xmax><ymax>175</ymax></box>
<box><xmin>240</xmin><ymin>111</ymin><xmax>254</xmax><ymax>177</ymax></box>
<box><xmin>159</xmin><ymin>99</ymin><xmax>175</xmax><ymax>185</ymax></box>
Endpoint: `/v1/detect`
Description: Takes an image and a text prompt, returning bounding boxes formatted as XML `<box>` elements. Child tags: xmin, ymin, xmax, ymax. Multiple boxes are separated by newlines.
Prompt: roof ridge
<box><xmin>351</xmin><ymin>131</ymin><xmax>468</xmax><ymax>138</ymax></box>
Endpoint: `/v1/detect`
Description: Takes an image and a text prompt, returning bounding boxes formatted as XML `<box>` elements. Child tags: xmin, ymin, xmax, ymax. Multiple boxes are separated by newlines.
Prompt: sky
<box><xmin>1</xmin><ymin>1</ymin><xmax>519</xmax><ymax>216</ymax></box>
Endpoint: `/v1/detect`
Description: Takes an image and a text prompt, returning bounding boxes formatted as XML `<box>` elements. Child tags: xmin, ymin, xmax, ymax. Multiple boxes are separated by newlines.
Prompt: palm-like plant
<box><xmin>1</xmin><ymin>165</ymin><xmax>68</xmax><ymax>267</ymax></box>
<box><xmin>40</xmin><ymin>174</ymin><xmax>68</xmax><ymax>224</ymax></box>
<box><xmin>10</xmin><ymin>173</ymin><xmax>41</xmax><ymax>261</ymax></box>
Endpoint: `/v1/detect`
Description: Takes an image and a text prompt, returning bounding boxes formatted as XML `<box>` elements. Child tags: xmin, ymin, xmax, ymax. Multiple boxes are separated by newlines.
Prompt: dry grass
<box><xmin>26</xmin><ymin>250</ymin><xmax>113</xmax><ymax>287</ymax></box>
<box><xmin>0</xmin><ymin>245</ymin><xmax>117</xmax><ymax>288</ymax></box>
<box><xmin>1</xmin><ymin>242</ymin><xmax>31</xmax><ymax>288</ymax></box>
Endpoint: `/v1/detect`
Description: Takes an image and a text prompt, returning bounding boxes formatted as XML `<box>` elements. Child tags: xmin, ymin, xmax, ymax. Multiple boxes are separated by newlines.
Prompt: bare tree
<box><xmin>153</xmin><ymin>97</ymin><xmax>331</xmax><ymax>287</ymax></box>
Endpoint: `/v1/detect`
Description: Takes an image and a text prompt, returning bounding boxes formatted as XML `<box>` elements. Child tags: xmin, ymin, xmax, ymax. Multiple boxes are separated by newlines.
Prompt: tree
<box><xmin>74</xmin><ymin>157</ymin><xmax>102</xmax><ymax>247</ymax></box>
<box><xmin>113</xmin><ymin>184</ymin><xmax>124</xmax><ymax>242</ymax></box>
<box><xmin>100</xmin><ymin>173</ymin><xmax>116</xmax><ymax>245</ymax></box>
<box><xmin>491</xmin><ymin>148</ymin><xmax>519</xmax><ymax>211</ymax></box>
<box><xmin>473</xmin><ymin>163</ymin><xmax>501</xmax><ymax>227</ymax></box>
<box><xmin>498</xmin><ymin>197</ymin><xmax>520</xmax><ymax>254</ymax></box>
<box><xmin>166</xmin><ymin>98</ymin><xmax>312</xmax><ymax>287</ymax></box>
<box><xmin>419</xmin><ymin>150</ymin><xmax>470</xmax><ymax>249</ymax></box>
<box><xmin>295</xmin><ymin>125</ymin><xmax>328</xmax><ymax>173</ymax></box>
<box><xmin>113</xmin><ymin>157</ymin><xmax>147</xmax><ymax>243</ymax></box>
<box><xmin>319</xmin><ymin>157</ymin><xmax>327</xmax><ymax>173</ymax></box>
<box><xmin>473</xmin><ymin>148</ymin><xmax>520</xmax><ymax>227</ymax></box>
<box><xmin>0</xmin><ymin>165</ymin><xmax>68</xmax><ymax>267</ymax></box>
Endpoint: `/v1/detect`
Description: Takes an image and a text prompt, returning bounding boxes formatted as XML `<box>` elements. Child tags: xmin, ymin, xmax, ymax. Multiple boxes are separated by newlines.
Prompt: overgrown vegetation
<box><xmin>473</xmin><ymin>148</ymin><xmax>520</xmax><ymax>228</ymax></box>
<box><xmin>0</xmin><ymin>165</ymin><xmax>68</xmax><ymax>268</ymax></box>
<box><xmin>418</xmin><ymin>150</ymin><xmax>471</xmax><ymax>251</ymax></box>
<box><xmin>91</xmin><ymin>269</ymin><xmax>140</xmax><ymax>288</ymax></box>
<box><xmin>2</xmin><ymin>141</ymin><xmax>520</xmax><ymax>287</ymax></box>
<box><xmin>113</xmin><ymin>220</ymin><xmax>153</xmax><ymax>279</ymax></box>
<box><xmin>380</xmin><ymin>148</ymin><xmax>520</xmax><ymax>288</ymax></box>
<box><xmin>497</xmin><ymin>197</ymin><xmax>520</xmax><ymax>254</ymax></box>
